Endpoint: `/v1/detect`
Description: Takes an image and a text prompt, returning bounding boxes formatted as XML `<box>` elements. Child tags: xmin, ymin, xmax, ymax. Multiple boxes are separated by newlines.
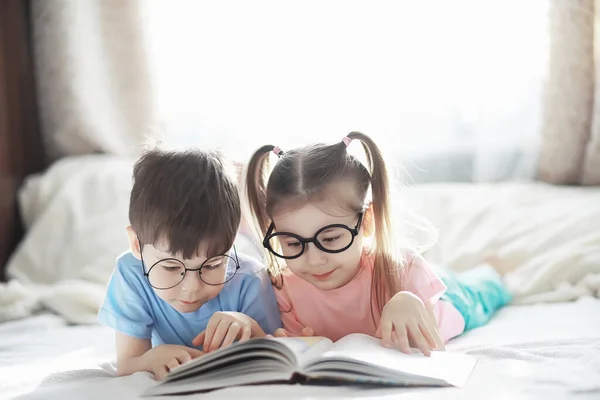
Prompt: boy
<box><xmin>97</xmin><ymin>148</ymin><xmax>282</xmax><ymax>380</ymax></box>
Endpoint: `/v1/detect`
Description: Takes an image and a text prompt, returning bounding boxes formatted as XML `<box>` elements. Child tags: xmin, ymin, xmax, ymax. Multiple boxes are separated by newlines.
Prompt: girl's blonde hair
<box><xmin>244</xmin><ymin>131</ymin><xmax>433</xmax><ymax>314</ymax></box>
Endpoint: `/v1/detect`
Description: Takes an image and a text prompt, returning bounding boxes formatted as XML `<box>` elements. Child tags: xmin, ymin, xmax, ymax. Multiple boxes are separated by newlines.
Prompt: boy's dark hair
<box><xmin>129</xmin><ymin>148</ymin><xmax>241</xmax><ymax>259</ymax></box>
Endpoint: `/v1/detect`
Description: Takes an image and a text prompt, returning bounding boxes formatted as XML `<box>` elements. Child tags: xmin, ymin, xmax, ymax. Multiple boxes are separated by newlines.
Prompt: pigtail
<box><xmin>346</xmin><ymin>131</ymin><xmax>402</xmax><ymax>315</ymax></box>
<box><xmin>243</xmin><ymin>145</ymin><xmax>285</xmax><ymax>285</ymax></box>
<box><xmin>245</xmin><ymin>145</ymin><xmax>274</xmax><ymax>236</ymax></box>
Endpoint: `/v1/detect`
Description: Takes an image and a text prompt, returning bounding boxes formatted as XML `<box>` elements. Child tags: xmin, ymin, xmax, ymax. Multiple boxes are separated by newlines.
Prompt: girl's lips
<box><xmin>312</xmin><ymin>269</ymin><xmax>336</xmax><ymax>281</ymax></box>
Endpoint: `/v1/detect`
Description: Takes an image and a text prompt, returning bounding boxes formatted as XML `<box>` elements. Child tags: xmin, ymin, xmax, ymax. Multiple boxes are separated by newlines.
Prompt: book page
<box><xmin>271</xmin><ymin>336</ymin><xmax>333</xmax><ymax>365</ymax></box>
<box><xmin>304</xmin><ymin>333</ymin><xmax>477</xmax><ymax>387</ymax></box>
<box><xmin>147</xmin><ymin>336</ymin><xmax>335</xmax><ymax>396</ymax></box>
<box><xmin>166</xmin><ymin>336</ymin><xmax>332</xmax><ymax>380</ymax></box>
<box><xmin>166</xmin><ymin>338</ymin><xmax>295</xmax><ymax>379</ymax></box>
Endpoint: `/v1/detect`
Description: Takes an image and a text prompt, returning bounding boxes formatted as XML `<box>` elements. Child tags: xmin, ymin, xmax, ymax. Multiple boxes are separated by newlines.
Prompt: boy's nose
<box><xmin>180</xmin><ymin>270</ymin><xmax>204</xmax><ymax>291</ymax></box>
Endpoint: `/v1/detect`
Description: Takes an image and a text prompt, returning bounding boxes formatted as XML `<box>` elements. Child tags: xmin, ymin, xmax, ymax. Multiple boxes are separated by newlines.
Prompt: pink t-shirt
<box><xmin>274</xmin><ymin>252</ymin><xmax>465</xmax><ymax>342</ymax></box>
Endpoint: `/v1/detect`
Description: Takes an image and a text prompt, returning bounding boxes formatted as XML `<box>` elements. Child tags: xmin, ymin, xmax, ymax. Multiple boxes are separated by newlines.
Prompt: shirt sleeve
<box><xmin>401</xmin><ymin>253</ymin><xmax>466</xmax><ymax>341</ymax></box>
<box><xmin>97</xmin><ymin>255</ymin><xmax>154</xmax><ymax>339</ymax></box>
<box><xmin>238</xmin><ymin>269</ymin><xmax>283</xmax><ymax>335</ymax></box>
<box><xmin>402</xmin><ymin>252</ymin><xmax>447</xmax><ymax>304</ymax></box>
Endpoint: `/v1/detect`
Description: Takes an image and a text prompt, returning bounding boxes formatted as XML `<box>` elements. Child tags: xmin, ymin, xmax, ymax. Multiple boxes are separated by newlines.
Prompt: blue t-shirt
<box><xmin>97</xmin><ymin>250</ymin><xmax>282</xmax><ymax>347</ymax></box>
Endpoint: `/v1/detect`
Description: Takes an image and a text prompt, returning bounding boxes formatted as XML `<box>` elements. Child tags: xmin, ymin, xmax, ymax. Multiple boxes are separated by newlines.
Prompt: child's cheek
<box><xmin>202</xmin><ymin>284</ymin><xmax>225</xmax><ymax>302</ymax></box>
<box><xmin>152</xmin><ymin>286</ymin><xmax>178</xmax><ymax>303</ymax></box>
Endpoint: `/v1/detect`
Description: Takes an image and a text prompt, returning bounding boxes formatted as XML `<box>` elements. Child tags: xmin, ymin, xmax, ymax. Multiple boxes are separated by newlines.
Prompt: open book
<box><xmin>143</xmin><ymin>333</ymin><xmax>477</xmax><ymax>397</ymax></box>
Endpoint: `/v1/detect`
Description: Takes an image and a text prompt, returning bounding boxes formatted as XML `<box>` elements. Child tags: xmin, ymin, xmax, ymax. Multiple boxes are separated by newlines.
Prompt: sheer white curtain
<box><xmin>146</xmin><ymin>0</ymin><xmax>549</xmax><ymax>182</ymax></box>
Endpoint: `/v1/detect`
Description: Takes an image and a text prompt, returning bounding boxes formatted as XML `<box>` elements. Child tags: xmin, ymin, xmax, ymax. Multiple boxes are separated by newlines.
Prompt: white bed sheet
<box><xmin>2</xmin><ymin>297</ymin><xmax>599</xmax><ymax>400</ymax></box>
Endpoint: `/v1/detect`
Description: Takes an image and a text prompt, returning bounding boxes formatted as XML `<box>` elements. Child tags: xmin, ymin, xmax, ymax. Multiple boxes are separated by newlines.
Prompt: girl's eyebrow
<box><xmin>320</xmin><ymin>227</ymin><xmax>338</xmax><ymax>234</ymax></box>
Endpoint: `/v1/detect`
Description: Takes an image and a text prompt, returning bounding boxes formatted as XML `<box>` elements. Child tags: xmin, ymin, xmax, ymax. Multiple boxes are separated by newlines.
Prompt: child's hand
<box><xmin>273</xmin><ymin>327</ymin><xmax>314</xmax><ymax>338</ymax></box>
<box><xmin>141</xmin><ymin>344</ymin><xmax>204</xmax><ymax>381</ymax></box>
<box><xmin>376</xmin><ymin>291</ymin><xmax>442</xmax><ymax>356</ymax></box>
<box><xmin>192</xmin><ymin>312</ymin><xmax>260</xmax><ymax>352</ymax></box>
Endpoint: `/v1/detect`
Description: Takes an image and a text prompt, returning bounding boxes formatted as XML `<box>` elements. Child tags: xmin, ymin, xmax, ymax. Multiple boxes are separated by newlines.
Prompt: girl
<box><xmin>244</xmin><ymin>132</ymin><xmax>512</xmax><ymax>356</ymax></box>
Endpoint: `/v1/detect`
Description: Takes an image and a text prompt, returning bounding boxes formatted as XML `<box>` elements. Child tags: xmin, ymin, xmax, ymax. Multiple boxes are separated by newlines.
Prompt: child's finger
<box><xmin>166</xmin><ymin>358</ymin><xmax>180</xmax><ymax>371</ymax></box>
<box><xmin>394</xmin><ymin>327</ymin><xmax>411</xmax><ymax>354</ymax></box>
<box><xmin>176</xmin><ymin>352</ymin><xmax>192</xmax><ymax>364</ymax></box>
<box><xmin>380</xmin><ymin>319</ymin><xmax>393</xmax><ymax>347</ymax></box>
<box><xmin>391</xmin><ymin>330</ymin><xmax>399</xmax><ymax>345</ymax></box>
<box><xmin>375</xmin><ymin>325</ymin><xmax>382</xmax><ymax>338</ymax></box>
<box><xmin>301</xmin><ymin>327</ymin><xmax>314</xmax><ymax>336</ymax></box>
<box><xmin>185</xmin><ymin>347</ymin><xmax>205</xmax><ymax>358</ymax></box>
<box><xmin>408</xmin><ymin>321</ymin><xmax>431</xmax><ymax>356</ymax></box>
<box><xmin>154</xmin><ymin>366</ymin><xmax>169</xmax><ymax>381</ymax></box>
<box><xmin>239</xmin><ymin>325</ymin><xmax>252</xmax><ymax>342</ymax></box>
<box><xmin>202</xmin><ymin>316</ymin><xmax>220</xmax><ymax>352</ymax></box>
<box><xmin>220</xmin><ymin>324</ymin><xmax>241</xmax><ymax>349</ymax></box>
<box><xmin>423</xmin><ymin>310</ymin><xmax>444</xmax><ymax>350</ymax></box>
<box><xmin>419</xmin><ymin>320</ymin><xmax>438</xmax><ymax>350</ymax></box>
<box><xmin>273</xmin><ymin>328</ymin><xmax>288</xmax><ymax>337</ymax></box>
<box><xmin>208</xmin><ymin>320</ymin><xmax>231</xmax><ymax>352</ymax></box>
<box><xmin>192</xmin><ymin>331</ymin><xmax>205</xmax><ymax>347</ymax></box>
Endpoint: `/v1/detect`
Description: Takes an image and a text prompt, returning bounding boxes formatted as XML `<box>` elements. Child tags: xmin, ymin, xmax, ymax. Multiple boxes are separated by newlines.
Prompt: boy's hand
<box><xmin>272</xmin><ymin>327</ymin><xmax>314</xmax><ymax>338</ymax></box>
<box><xmin>375</xmin><ymin>291</ymin><xmax>442</xmax><ymax>356</ymax></box>
<box><xmin>192</xmin><ymin>312</ymin><xmax>263</xmax><ymax>353</ymax></box>
<box><xmin>141</xmin><ymin>344</ymin><xmax>204</xmax><ymax>381</ymax></box>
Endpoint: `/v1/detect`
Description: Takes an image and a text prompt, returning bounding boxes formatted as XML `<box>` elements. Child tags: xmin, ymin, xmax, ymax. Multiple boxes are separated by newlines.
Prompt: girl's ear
<box><xmin>126</xmin><ymin>226</ymin><xmax>142</xmax><ymax>259</ymax></box>
<box><xmin>362</xmin><ymin>204</ymin><xmax>375</xmax><ymax>238</ymax></box>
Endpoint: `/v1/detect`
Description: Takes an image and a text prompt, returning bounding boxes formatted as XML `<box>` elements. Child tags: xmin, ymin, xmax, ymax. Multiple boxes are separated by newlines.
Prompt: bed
<box><xmin>2</xmin><ymin>296</ymin><xmax>599</xmax><ymax>399</ymax></box>
<box><xmin>1</xmin><ymin>3</ymin><xmax>600</xmax><ymax>400</ymax></box>
<box><xmin>1</xmin><ymin>154</ymin><xmax>599</xmax><ymax>400</ymax></box>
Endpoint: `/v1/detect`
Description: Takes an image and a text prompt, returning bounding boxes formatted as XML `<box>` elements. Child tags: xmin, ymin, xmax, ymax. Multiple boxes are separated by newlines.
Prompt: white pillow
<box><xmin>8</xmin><ymin>154</ymin><xmax>135</xmax><ymax>286</ymax></box>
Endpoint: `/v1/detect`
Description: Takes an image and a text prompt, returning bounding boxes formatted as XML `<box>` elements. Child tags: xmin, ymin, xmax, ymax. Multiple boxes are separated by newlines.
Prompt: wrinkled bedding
<box><xmin>2</xmin><ymin>297</ymin><xmax>599</xmax><ymax>400</ymax></box>
<box><xmin>1</xmin><ymin>155</ymin><xmax>599</xmax><ymax>399</ymax></box>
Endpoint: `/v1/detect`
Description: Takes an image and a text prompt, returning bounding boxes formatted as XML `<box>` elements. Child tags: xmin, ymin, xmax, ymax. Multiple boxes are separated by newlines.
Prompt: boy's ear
<box><xmin>362</xmin><ymin>204</ymin><xmax>375</xmax><ymax>238</ymax></box>
<box><xmin>126</xmin><ymin>226</ymin><xmax>142</xmax><ymax>260</ymax></box>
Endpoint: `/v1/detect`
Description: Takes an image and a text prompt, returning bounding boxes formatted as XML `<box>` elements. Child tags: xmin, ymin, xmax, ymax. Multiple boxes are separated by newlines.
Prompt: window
<box><xmin>146</xmin><ymin>0</ymin><xmax>549</xmax><ymax>182</ymax></box>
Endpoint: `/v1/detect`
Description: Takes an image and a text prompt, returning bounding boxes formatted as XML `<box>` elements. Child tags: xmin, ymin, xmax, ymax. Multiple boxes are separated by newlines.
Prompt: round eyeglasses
<box><xmin>140</xmin><ymin>245</ymin><xmax>240</xmax><ymax>290</ymax></box>
<box><xmin>262</xmin><ymin>213</ymin><xmax>363</xmax><ymax>260</ymax></box>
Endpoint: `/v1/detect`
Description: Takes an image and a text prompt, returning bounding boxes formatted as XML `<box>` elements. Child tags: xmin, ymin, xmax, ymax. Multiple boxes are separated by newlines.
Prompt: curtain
<box><xmin>538</xmin><ymin>0</ymin><xmax>600</xmax><ymax>185</ymax></box>
<box><xmin>31</xmin><ymin>0</ymin><xmax>160</xmax><ymax>160</ymax></box>
<box><xmin>146</xmin><ymin>0</ymin><xmax>550</xmax><ymax>183</ymax></box>
<box><xmin>31</xmin><ymin>0</ymin><xmax>559</xmax><ymax>185</ymax></box>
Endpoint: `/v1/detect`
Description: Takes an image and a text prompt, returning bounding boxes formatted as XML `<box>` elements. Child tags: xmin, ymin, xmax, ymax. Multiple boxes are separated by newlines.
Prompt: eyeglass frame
<box><xmin>139</xmin><ymin>241</ymin><xmax>241</xmax><ymax>290</ymax></box>
<box><xmin>262</xmin><ymin>212</ymin><xmax>364</xmax><ymax>260</ymax></box>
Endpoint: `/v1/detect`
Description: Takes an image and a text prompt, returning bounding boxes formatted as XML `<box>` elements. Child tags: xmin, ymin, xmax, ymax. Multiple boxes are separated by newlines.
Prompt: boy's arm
<box><xmin>98</xmin><ymin>255</ymin><xmax>157</xmax><ymax>373</ymax></box>
<box><xmin>115</xmin><ymin>332</ymin><xmax>152</xmax><ymax>376</ymax></box>
<box><xmin>117</xmin><ymin>333</ymin><xmax>205</xmax><ymax>379</ymax></box>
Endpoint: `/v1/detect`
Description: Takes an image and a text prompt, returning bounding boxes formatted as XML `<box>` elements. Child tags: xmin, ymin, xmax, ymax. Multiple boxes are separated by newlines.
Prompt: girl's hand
<box><xmin>192</xmin><ymin>312</ymin><xmax>262</xmax><ymax>352</ymax></box>
<box><xmin>141</xmin><ymin>344</ymin><xmax>204</xmax><ymax>381</ymax></box>
<box><xmin>273</xmin><ymin>327</ymin><xmax>314</xmax><ymax>338</ymax></box>
<box><xmin>376</xmin><ymin>291</ymin><xmax>442</xmax><ymax>356</ymax></box>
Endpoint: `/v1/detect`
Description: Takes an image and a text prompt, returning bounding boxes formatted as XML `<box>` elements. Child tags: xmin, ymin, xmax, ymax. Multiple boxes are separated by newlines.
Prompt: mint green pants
<box><xmin>438</xmin><ymin>264</ymin><xmax>512</xmax><ymax>332</ymax></box>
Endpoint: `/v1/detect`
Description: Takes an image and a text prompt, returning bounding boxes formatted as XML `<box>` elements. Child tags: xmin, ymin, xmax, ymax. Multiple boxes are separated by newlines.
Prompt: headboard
<box><xmin>0</xmin><ymin>0</ymin><xmax>47</xmax><ymax>281</ymax></box>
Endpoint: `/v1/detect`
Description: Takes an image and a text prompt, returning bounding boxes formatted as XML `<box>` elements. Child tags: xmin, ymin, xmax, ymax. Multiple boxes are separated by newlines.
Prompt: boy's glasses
<box><xmin>140</xmin><ymin>245</ymin><xmax>240</xmax><ymax>290</ymax></box>
<box><xmin>263</xmin><ymin>213</ymin><xmax>363</xmax><ymax>260</ymax></box>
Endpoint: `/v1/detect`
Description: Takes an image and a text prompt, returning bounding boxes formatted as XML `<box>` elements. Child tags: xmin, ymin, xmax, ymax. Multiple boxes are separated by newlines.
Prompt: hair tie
<box><xmin>342</xmin><ymin>137</ymin><xmax>352</xmax><ymax>147</ymax></box>
<box><xmin>272</xmin><ymin>146</ymin><xmax>283</xmax><ymax>157</ymax></box>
